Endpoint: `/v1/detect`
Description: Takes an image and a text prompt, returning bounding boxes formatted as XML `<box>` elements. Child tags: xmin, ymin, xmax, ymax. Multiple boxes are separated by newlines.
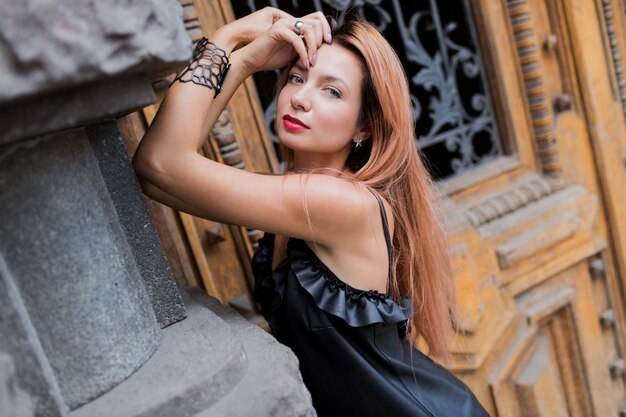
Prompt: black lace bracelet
<box><xmin>172</xmin><ymin>37</ymin><xmax>231</xmax><ymax>97</ymax></box>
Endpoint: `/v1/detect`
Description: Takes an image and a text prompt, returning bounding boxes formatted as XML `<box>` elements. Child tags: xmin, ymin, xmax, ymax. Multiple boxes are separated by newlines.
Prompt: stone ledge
<box><xmin>188</xmin><ymin>289</ymin><xmax>317</xmax><ymax>417</ymax></box>
<box><xmin>70</xmin><ymin>288</ymin><xmax>317</xmax><ymax>417</ymax></box>
<box><xmin>0</xmin><ymin>76</ymin><xmax>155</xmax><ymax>145</ymax></box>
<box><xmin>70</xmin><ymin>290</ymin><xmax>247</xmax><ymax>417</ymax></box>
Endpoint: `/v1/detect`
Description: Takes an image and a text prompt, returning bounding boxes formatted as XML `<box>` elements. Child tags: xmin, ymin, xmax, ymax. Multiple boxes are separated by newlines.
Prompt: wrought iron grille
<box><xmin>231</xmin><ymin>0</ymin><xmax>502</xmax><ymax>180</ymax></box>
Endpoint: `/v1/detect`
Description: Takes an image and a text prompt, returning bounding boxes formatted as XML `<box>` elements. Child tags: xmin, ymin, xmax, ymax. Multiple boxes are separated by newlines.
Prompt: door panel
<box><xmin>448</xmin><ymin>0</ymin><xmax>626</xmax><ymax>415</ymax></box>
<box><xmin>490</xmin><ymin>262</ymin><xmax>614</xmax><ymax>417</ymax></box>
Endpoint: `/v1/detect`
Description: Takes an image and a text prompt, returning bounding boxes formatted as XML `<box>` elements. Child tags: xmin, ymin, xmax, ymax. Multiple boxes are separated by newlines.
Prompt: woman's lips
<box><xmin>283</xmin><ymin>115</ymin><xmax>309</xmax><ymax>131</ymax></box>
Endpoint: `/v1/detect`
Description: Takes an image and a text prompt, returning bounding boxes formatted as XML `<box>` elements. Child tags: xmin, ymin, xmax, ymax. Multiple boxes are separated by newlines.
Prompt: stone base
<box><xmin>189</xmin><ymin>290</ymin><xmax>317</xmax><ymax>417</ymax></box>
<box><xmin>86</xmin><ymin>121</ymin><xmax>187</xmax><ymax>328</ymax></box>
<box><xmin>0</xmin><ymin>128</ymin><xmax>161</xmax><ymax>410</ymax></box>
<box><xmin>71</xmin><ymin>289</ymin><xmax>316</xmax><ymax>417</ymax></box>
<box><xmin>0</xmin><ymin>353</ymin><xmax>35</xmax><ymax>417</ymax></box>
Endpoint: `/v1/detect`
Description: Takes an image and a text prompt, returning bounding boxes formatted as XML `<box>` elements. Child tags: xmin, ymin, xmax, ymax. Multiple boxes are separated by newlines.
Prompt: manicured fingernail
<box><xmin>311</xmin><ymin>54</ymin><xmax>316</xmax><ymax>66</ymax></box>
<box><xmin>306</xmin><ymin>58</ymin><xmax>310</xmax><ymax>70</ymax></box>
<box><xmin>326</xmin><ymin>32</ymin><xmax>332</xmax><ymax>43</ymax></box>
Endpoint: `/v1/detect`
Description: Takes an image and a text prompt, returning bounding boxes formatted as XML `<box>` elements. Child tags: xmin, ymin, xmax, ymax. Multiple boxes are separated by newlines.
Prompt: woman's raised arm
<box><xmin>135</xmin><ymin>7</ymin><xmax>310</xmax><ymax>165</ymax></box>
<box><xmin>132</xmin><ymin>10</ymin><xmax>369</xmax><ymax>245</ymax></box>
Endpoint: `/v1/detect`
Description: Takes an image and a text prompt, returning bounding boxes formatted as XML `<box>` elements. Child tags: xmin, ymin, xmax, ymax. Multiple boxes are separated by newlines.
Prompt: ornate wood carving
<box><xmin>506</xmin><ymin>0</ymin><xmax>565</xmax><ymax>188</ymax></box>
<box><xmin>610</xmin><ymin>358</ymin><xmax>625</xmax><ymax>378</ymax></box>
<box><xmin>491</xmin><ymin>281</ymin><xmax>596</xmax><ymax>417</ymax></box>
<box><xmin>212</xmin><ymin>109</ymin><xmax>263</xmax><ymax>252</ymax></box>
<box><xmin>600</xmin><ymin>308</ymin><xmax>616</xmax><ymax>328</ymax></box>
<box><xmin>178</xmin><ymin>0</ymin><xmax>203</xmax><ymax>43</ymax></box>
<box><xmin>599</xmin><ymin>0</ymin><xmax>626</xmax><ymax>120</ymax></box>
<box><xmin>587</xmin><ymin>253</ymin><xmax>626</xmax><ymax>412</ymax></box>
<box><xmin>589</xmin><ymin>256</ymin><xmax>605</xmax><ymax>279</ymax></box>
<box><xmin>495</xmin><ymin>211</ymin><xmax>579</xmax><ymax>269</ymax></box>
<box><xmin>465</xmin><ymin>176</ymin><xmax>556</xmax><ymax>226</ymax></box>
<box><xmin>212</xmin><ymin>111</ymin><xmax>245</xmax><ymax>169</ymax></box>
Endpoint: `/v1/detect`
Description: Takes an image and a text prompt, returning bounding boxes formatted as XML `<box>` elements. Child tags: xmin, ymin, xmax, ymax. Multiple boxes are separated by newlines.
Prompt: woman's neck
<box><xmin>292</xmin><ymin>148</ymin><xmax>351</xmax><ymax>172</ymax></box>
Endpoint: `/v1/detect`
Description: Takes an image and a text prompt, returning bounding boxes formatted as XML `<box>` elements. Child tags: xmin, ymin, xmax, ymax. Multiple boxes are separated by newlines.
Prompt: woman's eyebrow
<box><xmin>293</xmin><ymin>62</ymin><xmax>308</xmax><ymax>72</ymax></box>
<box><xmin>292</xmin><ymin>63</ymin><xmax>351</xmax><ymax>93</ymax></box>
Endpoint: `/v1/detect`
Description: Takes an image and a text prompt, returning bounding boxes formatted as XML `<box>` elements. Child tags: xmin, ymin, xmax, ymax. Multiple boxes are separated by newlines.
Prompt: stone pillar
<box><xmin>0</xmin><ymin>253</ymin><xmax>65</xmax><ymax>417</ymax></box>
<box><xmin>85</xmin><ymin>121</ymin><xmax>187</xmax><ymax>327</ymax></box>
<box><xmin>0</xmin><ymin>0</ymin><xmax>316</xmax><ymax>416</ymax></box>
<box><xmin>0</xmin><ymin>129</ymin><xmax>162</xmax><ymax>410</ymax></box>
<box><xmin>0</xmin><ymin>353</ymin><xmax>35</xmax><ymax>417</ymax></box>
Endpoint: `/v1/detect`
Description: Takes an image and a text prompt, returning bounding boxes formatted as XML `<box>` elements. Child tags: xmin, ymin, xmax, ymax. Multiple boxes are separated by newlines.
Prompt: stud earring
<box><xmin>353</xmin><ymin>137</ymin><xmax>363</xmax><ymax>148</ymax></box>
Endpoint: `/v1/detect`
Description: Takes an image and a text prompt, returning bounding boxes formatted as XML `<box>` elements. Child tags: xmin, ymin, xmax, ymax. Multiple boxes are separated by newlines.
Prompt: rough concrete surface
<box><xmin>86</xmin><ymin>120</ymin><xmax>187</xmax><ymax>328</ymax></box>
<box><xmin>0</xmin><ymin>0</ymin><xmax>191</xmax><ymax>103</ymax></box>
<box><xmin>0</xmin><ymin>128</ymin><xmax>160</xmax><ymax>410</ymax></box>
<box><xmin>0</xmin><ymin>253</ymin><xmax>67</xmax><ymax>417</ymax></box>
<box><xmin>0</xmin><ymin>76</ymin><xmax>155</xmax><ymax>146</ymax></box>
<box><xmin>189</xmin><ymin>289</ymin><xmax>317</xmax><ymax>417</ymax></box>
<box><xmin>0</xmin><ymin>353</ymin><xmax>35</xmax><ymax>417</ymax></box>
<box><xmin>70</xmin><ymin>290</ymin><xmax>248</xmax><ymax>417</ymax></box>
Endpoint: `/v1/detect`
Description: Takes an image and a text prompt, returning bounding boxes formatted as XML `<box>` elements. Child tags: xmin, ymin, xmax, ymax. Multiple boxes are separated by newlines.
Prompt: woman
<box><xmin>134</xmin><ymin>7</ymin><xmax>490</xmax><ymax>417</ymax></box>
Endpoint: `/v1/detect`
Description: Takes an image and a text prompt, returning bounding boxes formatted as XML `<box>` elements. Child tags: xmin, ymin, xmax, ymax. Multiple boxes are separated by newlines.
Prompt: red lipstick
<box><xmin>283</xmin><ymin>114</ymin><xmax>309</xmax><ymax>131</ymax></box>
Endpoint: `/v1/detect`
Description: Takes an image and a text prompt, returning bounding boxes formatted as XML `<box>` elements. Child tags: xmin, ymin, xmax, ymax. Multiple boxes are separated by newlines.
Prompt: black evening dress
<box><xmin>251</xmin><ymin>193</ymin><xmax>491</xmax><ymax>417</ymax></box>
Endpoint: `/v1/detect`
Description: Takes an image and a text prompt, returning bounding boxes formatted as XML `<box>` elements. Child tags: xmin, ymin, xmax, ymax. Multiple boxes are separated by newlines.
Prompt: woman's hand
<box><xmin>235</xmin><ymin>11</ymin><xmax>332</xmax><ymax>75</ymax></box>
<box><xmin>215</xmin><ymin>7</ymin><xmax>293</xmax><ymax>52</ymax></box>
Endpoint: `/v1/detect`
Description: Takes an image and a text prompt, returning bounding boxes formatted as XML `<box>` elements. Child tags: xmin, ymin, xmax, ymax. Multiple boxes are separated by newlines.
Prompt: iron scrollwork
<box><xmin>234</xmin><ymin>0</ymin><xmax>502</xmax><ymax>180</ymax></box>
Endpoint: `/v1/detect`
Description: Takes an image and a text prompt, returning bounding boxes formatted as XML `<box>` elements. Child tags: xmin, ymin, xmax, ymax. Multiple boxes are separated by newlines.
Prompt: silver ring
<box><xmin>294</xmin><ymin>20</ymin><xmax>304</xmax><ymax>34</ymax></box>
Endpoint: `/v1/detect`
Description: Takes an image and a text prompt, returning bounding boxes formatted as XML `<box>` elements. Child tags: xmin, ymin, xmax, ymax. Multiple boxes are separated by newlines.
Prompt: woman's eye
<box><xmin>288</xmin><ymin>74</ymin><xmax>303</xmax><ymax>84</ymax></box>
<box><xmin>327</xmin><ymin>88</ymin><xmax>341</xmax><ymax>98</ymax></box>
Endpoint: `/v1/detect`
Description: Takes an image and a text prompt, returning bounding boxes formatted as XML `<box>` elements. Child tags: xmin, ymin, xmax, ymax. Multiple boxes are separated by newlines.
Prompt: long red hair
<box><xmin>279</xmin><ymin>19</ymin><xmax>457</xmax><ymax>360</ymax></box>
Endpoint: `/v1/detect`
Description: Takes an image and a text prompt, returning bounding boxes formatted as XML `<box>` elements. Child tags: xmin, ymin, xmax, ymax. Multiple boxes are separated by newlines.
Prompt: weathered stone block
<box><xmin>0</xmin><ymin>353</ymin><xmax>35</xmax><ymax>417</ymax></box>
<box><xmin>189</xmin><ymin>289</ymin><xmax>317</xmax><ymax>417</ymax></box>
<box><xmin>86</xmin><ymin>120</ymin><xmax>187</xmax><ymax>327</ymax></box>
<box><xmin>70</xmin><ymin>289</ymin><xmax>316</xmax><ymax>417</ymax></box>
<box><xmin>0</xmin><ymin>128</ymin><xmax>160</xmax><ymax>409</ymax></box>
<box><xmin>71</xmin><ymin>290</ymin><xmax>248</xmax><ymax>417</ymax></box>
<box><xmin>0</xmin><ymin>253</ymin><xmax>67</xmax><ymax>417</ymax></box>
<box><xmin>0</xmin><ymin>0</ymin><xmax>190</xmax><ymax>103</ymax></box>
<box><xmin>0</xmin><ymin>76</ymin><xmax>156</xmax><ymax>146</ymax></box>
<box><xmin>0</xmin><ymin>0</ymin><xmax>192</xmax><ymax>144</ymax></box>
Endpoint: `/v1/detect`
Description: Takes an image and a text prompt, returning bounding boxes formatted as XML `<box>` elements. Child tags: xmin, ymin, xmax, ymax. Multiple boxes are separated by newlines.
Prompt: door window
<box><xmin>232</xmin><ymin>0</ymin><xmax>503</xmax><ymax>180</ymax></box>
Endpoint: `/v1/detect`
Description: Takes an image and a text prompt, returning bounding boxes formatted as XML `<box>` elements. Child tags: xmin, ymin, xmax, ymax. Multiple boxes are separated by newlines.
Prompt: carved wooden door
<box><xmin>119</xmin><ymin>0</ymin><xmax>626</xmax><ymax>415</ymax></box>
<box><xmin>225</xmin><ymin>0</ymin><xmax>626</xmax><ymax>415</ymax></box>
<box><xmin>445</xmin><ymin>0</ymin><xmax>626</xmax><ymax>415</ymax></box>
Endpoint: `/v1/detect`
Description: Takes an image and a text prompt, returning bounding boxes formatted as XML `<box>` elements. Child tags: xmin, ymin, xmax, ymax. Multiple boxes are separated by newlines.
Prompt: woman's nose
<box><xmin>290</xmin><ymin>86</ymin><xmax>311</xmax><ymax>111</ymax></box>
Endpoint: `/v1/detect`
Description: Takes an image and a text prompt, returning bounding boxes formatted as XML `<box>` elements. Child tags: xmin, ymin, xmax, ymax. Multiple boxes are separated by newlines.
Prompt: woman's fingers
<box><xmin>289</xmin><ymin>12</ymin><xmax>331</xmax><ymax>66</ymax></box>
<box><xmin>275</xmin><ymin>19</ymin><xmax>309</xmax><ymax>67</ymax></box>
<box><xmin>270</xmin><ymin>7</ymin><xmax>293</xmax><ymax>24</ymax></box>
<box><xmin>300</xmin><ymin>18</ymin><xmax>325</xmax><ymax>65</ymax></box>
<box><xmin>248</xmin><ymin>12</ymin><xmax>331</xmax><ymax>71</ymax></box>
<box><xmin>304</xmin><ymin>11</ymin><xmax>333</xmax><ymax>44</ymax></box>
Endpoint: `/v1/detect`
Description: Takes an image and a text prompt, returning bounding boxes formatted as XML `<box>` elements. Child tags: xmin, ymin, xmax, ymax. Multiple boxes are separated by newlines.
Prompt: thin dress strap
<box><xmin>367</xmin><ymin>189</ymin><xmax>393</xmax><ymax>294</ymax></box>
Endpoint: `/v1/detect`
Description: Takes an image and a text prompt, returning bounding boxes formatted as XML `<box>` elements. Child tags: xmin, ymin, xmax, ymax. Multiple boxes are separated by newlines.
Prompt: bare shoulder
<box><xmin>300</xmin><ymin>177</ymin><xmax>395</xmax><ymax>292</ymax></box>
<box><xmin>292</xmin><ymin>174</ymin><xmax>389</xmax><ymax>243</ymax></box>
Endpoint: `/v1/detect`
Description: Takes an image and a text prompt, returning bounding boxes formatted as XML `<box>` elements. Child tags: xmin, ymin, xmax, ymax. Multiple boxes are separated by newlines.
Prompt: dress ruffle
<box><xmin>288</xmin><ymin>238</ymin><xmax>412</xmax><ymax>328</ymax></box>
<box><xmin>252</xmin><ymin>233</ymin><xmax>412</xmax><ymax>329</ymax></box>
<box><xmin>252</xmin><ymin>233</ymin><xmax>490</xmax><ymax>417</ymax></box>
